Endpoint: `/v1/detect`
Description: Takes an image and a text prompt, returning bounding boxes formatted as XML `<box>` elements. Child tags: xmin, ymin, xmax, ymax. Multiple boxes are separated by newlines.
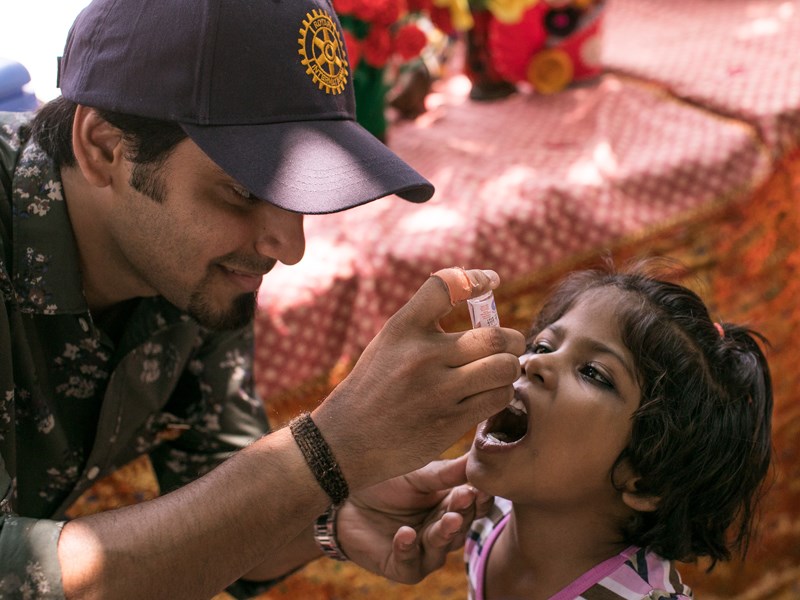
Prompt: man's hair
<box><xmin>530</xmin><ymin>258</ymin><xmax>773</xmax><ymax>568</ymax></box>
<box><xmin>27</xmin><ymin>97</ymin><xmax>187</xmax><ymax>200</ymax></box>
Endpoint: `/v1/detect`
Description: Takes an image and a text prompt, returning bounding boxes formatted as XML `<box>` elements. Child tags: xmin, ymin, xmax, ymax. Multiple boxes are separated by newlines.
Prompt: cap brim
<box><xmin>181</xmin><ymin>119</ymin><xmax>434</xmax><ymax>214</ymax></box>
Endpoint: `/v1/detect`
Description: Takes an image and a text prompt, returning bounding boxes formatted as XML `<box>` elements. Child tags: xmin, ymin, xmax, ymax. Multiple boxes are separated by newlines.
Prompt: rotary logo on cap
<box><xmin>298</xmin><ymin>9</ymin><xmax>349</xmax><ymax>95</ymax></box>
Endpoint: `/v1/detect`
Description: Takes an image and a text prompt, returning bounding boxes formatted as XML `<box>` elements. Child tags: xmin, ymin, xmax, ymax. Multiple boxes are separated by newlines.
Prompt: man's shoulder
<box><xmin>0</xmin><ymin>112</ymin><xmax>32</xmax><ymax>221</ymax></box>
<box><xmin>0</xmin><ymin>111</ymin><xmax>31</xmax><ymax>171</ymax></box>
<box><xmin>0</xmin><ymin>113</ymin><xmax>28</xmax><ymax>301</ymax></box>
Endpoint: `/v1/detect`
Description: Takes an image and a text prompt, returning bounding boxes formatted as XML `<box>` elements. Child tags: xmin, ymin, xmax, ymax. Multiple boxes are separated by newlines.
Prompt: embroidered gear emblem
<box><xmin>298</xmin><ymin>9</ymin><xmax>349</xmax><ymax>95</ymax></box>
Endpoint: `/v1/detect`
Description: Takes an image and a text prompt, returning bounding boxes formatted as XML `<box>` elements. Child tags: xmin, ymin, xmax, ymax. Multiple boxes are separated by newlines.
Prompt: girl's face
<box><xmin>466</xmin><ymin>286</ymin><xmax>642</xmax><ymax>508</ymax></box>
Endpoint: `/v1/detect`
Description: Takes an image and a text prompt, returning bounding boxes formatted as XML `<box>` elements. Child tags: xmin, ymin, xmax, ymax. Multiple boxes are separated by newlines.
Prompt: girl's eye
<box><xmin>580</xmin><ymin>364</ymin><xmax>614</xmax><ymax>389</ymax></box>
<box><xmin>528</xmin><ymin>341</ymin><xmax>552</xmax><ymax>354</ymax></box>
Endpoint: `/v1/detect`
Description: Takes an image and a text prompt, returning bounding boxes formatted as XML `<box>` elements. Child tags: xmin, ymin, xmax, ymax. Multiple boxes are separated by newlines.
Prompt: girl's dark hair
<box><xmin>531</xmin><ymin>258</ymin><xmax>773</xmax><ymax>568</ymax></box>
<box><xmin>25</xmin><ymin>96</ymin><xmax>187</xmax><ymax>170</ymax></box>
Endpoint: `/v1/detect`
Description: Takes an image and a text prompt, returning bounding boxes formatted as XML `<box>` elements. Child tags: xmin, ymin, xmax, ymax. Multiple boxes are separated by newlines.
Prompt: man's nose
<box><xmin>254</xmin><ymin>205</ymin><xmax>306</xmax><ymax>265</ymax></box>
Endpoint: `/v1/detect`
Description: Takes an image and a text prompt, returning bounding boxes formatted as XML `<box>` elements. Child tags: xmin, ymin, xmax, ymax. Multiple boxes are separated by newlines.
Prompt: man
<box><xmin>0</xmin><ymin>0</ymin><xmax>525</xmax><ymax>598</ymax></box>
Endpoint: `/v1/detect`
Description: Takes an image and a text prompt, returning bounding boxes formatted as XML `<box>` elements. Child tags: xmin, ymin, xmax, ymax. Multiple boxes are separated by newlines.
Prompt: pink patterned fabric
<box><xmin>252</xmin><ymin>0</ymin><xmax>800</xmax><ymax>405</ymax></box>
<box><xmin>603</xmin><ymin>0</ymin><xmax>800</xmax><ymax>155</ymax></box>
<box><xmin>253</xmin><ymin>71</ymin><xmax>769</xmax><ymax>402</ymax></box>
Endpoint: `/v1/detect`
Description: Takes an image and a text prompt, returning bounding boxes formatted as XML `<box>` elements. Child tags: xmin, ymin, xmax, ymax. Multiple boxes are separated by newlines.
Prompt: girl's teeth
<box><xmin>509</xmin><ymin>397</ymin><xmax>527</xmax><ymax>414</ymax></box>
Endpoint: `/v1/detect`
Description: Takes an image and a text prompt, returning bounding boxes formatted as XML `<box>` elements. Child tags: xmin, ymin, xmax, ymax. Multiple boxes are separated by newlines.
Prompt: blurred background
<box><xmin>6</xmin><ymin>0</ymin><xmax>799</xmax><ymax>599</ymax></box>
<box><xmin>0</xmin><ymin>0</ymin><xmax>90</xmax><ymax>105</ymax></box>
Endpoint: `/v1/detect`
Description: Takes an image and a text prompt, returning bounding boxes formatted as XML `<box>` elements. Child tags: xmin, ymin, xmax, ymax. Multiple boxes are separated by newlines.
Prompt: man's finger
<box><xmin>432</xmin><ymin>267</ymin><xmax>496</xmax><ymax>306</ymax></box>
<box><xmin>391</xmin><ymin>267</ymin><xmax>500</xmax><ymax>331</ymax></box>
<box><xmin>444</xmin><ymin>326</ymin><xmax>526</xmax><ymax>368</ymax></box>
<box><xmin>405</xmin><ymin>455</ymin><xmax>469</xmax><ymax>493</ymax></box>
<box><xmin>442</xmin><ymin>352</ymin><xmax>521</xmax><ymax>402</ymax></box>
<box><xmin>419</xmin><ymin>512</ymin><xmax>463</xmax><ymax>555</ymax></box>
<box><xmin>458</xmin><ymin>385</ymin><xmax>516</xmax><ymax>427</ymax></box>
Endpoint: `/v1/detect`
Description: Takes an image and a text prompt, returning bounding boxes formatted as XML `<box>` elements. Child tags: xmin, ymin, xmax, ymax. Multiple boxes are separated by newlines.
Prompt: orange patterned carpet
<box><xmin>71</xmin><ymin>149</ymin><xmax>800</xmax><ymax>599</ymax></box>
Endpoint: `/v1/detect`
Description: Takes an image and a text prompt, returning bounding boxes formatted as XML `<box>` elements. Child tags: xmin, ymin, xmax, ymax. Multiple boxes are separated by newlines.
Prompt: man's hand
<box><xmin>336</xmin><ymin>455</ymin><xmax>492</xmax><ymax>584</ymax></box>
<box><xmin>312</xmin><ymin>268</ymin><xmax>526</xmax><ymax>489</ymax></box>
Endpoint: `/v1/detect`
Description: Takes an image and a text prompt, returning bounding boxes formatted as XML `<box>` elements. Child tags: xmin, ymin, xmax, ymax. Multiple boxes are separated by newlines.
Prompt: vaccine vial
<box><xmin>468</xmin><ymin>291</ymin><xmax>500</xmax><ymax>328</ymax></box>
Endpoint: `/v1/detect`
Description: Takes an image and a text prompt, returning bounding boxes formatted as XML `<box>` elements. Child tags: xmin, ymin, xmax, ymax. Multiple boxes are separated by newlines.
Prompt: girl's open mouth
<box><xmin>478</xmin><ymin>395</ymin><xmax>529</xmax><ymax>446</ymax></box>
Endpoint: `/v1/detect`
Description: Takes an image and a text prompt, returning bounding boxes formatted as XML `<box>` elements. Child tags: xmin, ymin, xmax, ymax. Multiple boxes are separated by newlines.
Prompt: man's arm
<box><xmin>57</xmin><ymin>268</ymin><xmax>524</xmax><ymax>599</ymax></box>
<box><xmin>58</xmin><ymin>427</ymin><xmax>327</xmax><ymax>599</ymax></box>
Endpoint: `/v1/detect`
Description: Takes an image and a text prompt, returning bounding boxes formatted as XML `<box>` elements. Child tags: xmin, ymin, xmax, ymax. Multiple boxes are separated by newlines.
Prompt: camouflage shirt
<box><xmin>0</xmin><ymin>112</ymin><xmax>272</xmax><ymax>599</ymax></box>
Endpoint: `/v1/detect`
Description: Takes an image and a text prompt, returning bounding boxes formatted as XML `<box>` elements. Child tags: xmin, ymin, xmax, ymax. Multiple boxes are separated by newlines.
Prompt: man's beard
<box><xmin>187</xmin><ymin>288</ymin><xmax>257</xmax><ymax>331</ymax></box>
<box><xmin>127</xmin><ymin>161</ymin><xmax>266</xmax><ymax>331</ymax></box>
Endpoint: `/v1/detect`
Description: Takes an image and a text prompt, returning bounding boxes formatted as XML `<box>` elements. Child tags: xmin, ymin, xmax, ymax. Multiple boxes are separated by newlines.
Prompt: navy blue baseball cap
<box><xmin>58</xmin><ymin>0</ymin><xmax>434</xmax><ymax>214</ymax></box>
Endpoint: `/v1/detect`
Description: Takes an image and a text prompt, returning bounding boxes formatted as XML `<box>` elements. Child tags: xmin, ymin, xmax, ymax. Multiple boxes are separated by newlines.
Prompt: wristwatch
<box><xmin>314</xmin><ymin>505</ymin><xmax>349</xmax><ymax>561</ymax></box>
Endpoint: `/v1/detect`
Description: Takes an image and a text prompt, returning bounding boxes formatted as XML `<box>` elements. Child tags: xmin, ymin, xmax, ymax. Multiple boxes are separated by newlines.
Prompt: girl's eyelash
<box><xmin>527</xmin><ymin>341</ymin><xmax>551</xmax><ymax>354</ymax></box>
<box><xmin>580</xmin><ymin>364</ymin><xmax>615</xmax><ymax>390</ymax></box>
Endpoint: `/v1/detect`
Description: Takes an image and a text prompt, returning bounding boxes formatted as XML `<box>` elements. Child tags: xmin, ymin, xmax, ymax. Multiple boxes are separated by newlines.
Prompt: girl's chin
<box><xmin>465</xmin><ymin>451</ymin><xmax>500</xmax><ymax>491</ymax></box>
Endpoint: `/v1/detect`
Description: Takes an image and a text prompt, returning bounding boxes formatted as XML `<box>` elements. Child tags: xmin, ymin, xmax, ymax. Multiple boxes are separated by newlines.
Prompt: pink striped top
<box><xmin>465</xmin><ymin>498</ymin><xmax>693</xmax><ymax>599</ymax></box>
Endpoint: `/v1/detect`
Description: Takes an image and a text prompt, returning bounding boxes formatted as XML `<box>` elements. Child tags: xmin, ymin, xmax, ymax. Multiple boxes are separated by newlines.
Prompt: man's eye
<box><xmin>231</xmin><ymin>186</ymin><xmax>259</xmax><ymax>205</ymax></box>
<box><xmin>232</xmin><ymin>186</ymin><xmax>253</xmax><ymax>199</ymax></box>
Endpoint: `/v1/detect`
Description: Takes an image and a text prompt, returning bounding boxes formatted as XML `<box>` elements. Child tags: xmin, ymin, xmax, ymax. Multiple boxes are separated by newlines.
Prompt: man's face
<box><xmin>107</xmin><ymin>138</ymin><xmax>306</xmax><ymax>330</ymax></box>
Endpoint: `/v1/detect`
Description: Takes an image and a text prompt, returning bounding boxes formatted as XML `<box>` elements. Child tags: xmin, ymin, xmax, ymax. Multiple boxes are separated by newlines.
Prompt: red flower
<box><xmin>351</xmin><ymin>0</ymin><xmax>376</xmax><ymax>21</ymax></box>
<box><xmin>333</xmin><ymin>0</ymin><xmax>357</xmax><ymax>16</ymax></box>
<box><xmin>362</xmin><ymin>25</ymin><xmax>393</xmax><ymax>67</ymax></box>
<box><xmin>406</xmin><ymin>0</ymin><xmax>432</xmax><ymax>12</ymax></box>
<box><xmin>393</xmin><ymin>23</ymin><xmax>427</xmax><ymax>61</ymax></box>
<box><xmin>428</xmin><ymin>6</ymin><xmax>455</xmax><ymax>35</ymax></box>
<box><xmin>354</xmin><ymin>0</ymin><xmax>405</xmax><ymax>26</ymax></box>
<box><xmin>342</xmin><ymin>29</ymin><xmax>362</xmax><ymax>70</ymax></box>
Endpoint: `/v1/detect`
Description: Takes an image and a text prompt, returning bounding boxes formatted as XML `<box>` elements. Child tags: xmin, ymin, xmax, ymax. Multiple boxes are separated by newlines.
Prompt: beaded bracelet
<box><xmin>289</xmin><ymin>412</ymin><xmax>349</xmax><ymax>505</ymax></box>
<box><xmin>314</xmin><ymin>504</ymin><xmax>349</xmax><ymax>561</ymax></box>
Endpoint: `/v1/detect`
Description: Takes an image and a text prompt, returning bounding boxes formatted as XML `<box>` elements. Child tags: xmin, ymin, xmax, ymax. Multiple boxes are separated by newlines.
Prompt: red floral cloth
<box><xmin>253</xmin><ymin>72</ymin><xmax>770</xmax><ymax>413</ymax></box>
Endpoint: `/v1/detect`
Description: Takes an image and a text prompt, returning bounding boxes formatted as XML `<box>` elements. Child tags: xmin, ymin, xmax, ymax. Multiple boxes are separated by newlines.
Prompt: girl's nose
<box><xmin>520</xmin><ymin>352</ymin><xmax>555</xmax><ymax>389</ymax></box>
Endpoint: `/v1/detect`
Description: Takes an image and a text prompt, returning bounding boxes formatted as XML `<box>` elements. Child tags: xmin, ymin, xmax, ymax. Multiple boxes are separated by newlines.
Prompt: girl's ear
<box><xmin>615</xmin><ymin>459</ymin><xmax>660</xmax><ymax>512</ymax></box>
<box><xmin>621</xmin><ymin>477</ymin><xmax>660</xmax><ymax>513</ymax></box>
<box><xmin>71</xmin><ymin>105</ymin><xmax>124</xmax><ymax>187</ymax></box>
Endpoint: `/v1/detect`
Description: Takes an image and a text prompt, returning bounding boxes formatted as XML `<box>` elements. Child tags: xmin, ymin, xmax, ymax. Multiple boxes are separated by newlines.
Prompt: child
<box><xmin>465</xmin><ymin>260</ymin><xmax>773</xmax><ymax>599</ymax></box>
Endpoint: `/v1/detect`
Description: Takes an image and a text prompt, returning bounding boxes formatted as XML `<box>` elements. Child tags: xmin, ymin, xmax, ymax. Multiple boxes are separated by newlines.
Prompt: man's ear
<box><xmin>621</xmin><ymin>476</ymin><xmax>660</xmax><ymax>513</ymax></box>
<box><xmin>71</xmin><ymin>105</ymin><xmax>125</xmax><ymax>188</ymax></box>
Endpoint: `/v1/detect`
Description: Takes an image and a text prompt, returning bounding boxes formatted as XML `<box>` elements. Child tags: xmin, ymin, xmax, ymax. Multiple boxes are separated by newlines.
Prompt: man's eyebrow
<box><xmin>206</xmin><ymin>162</ymin><xmax>234</xmax><ymax>181</ymax></box>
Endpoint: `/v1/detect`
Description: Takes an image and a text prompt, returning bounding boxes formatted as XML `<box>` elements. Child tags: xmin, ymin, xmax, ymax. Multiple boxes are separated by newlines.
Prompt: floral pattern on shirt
<box><xmin>39</xmin><ymin>449</ymin><xmax>84</xmax><ymax>504</ymax></box>
<box><xmin>0</xmin><ymin>262</ymin><xmax>13</xmax><ymax>301</ymax></box>
<box><xmin>12</xmin><ymin>387</ymin><xmax>53</xmax><ymax>436</ymax></box>
<box><xmin>0</xmin><ymin>390</ymin><xmax>11</xmax><ymax>431</ymax></box>
<box><xmin>0</xmin><ymin>559</ymin><xmax>53</xmax><ymax>599</ymax></box>
<box><xmin>53</xmin><ymin>337</ymin><xmax>110</xmax><ymax>400</ymax></box>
